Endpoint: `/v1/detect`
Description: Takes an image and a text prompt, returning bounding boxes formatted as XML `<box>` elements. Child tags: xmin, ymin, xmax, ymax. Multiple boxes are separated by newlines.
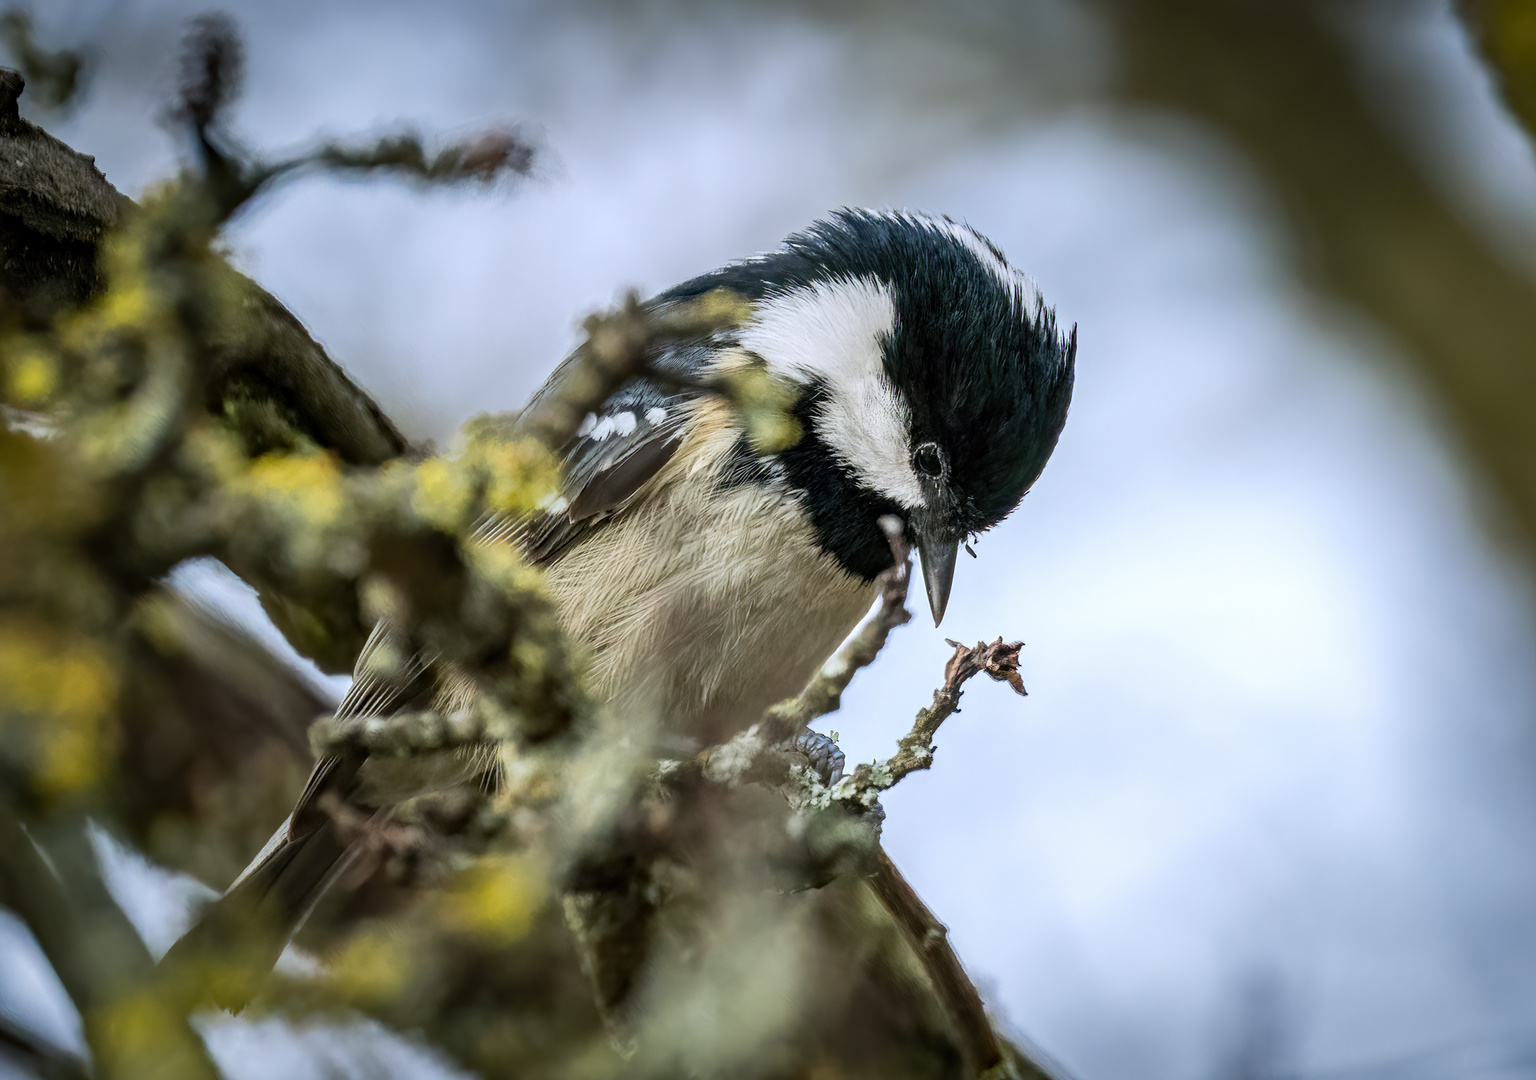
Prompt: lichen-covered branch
<box><xmin>0</xmin><ymin>805</ymin><xmax>219</xmax><ymax>1080</ymax></box>
<box><xmin>0</xmin><ymin>16</ymin><xmax>1062</xmax><ymax>1078</ymax></box>
<box><xmin>830</xmin><ymin>637</ymin><xmax>1026</xmax><ymax>811</ymax></box>
<box><xmin>517</xmin><ymin>288</ymin><xmax>756</xmax><ymax>453</ymax></box>
<box><xmin>689</xmin><ymin>531</ymin><xmax>1031</xmax><ymax>1079</ymax></box>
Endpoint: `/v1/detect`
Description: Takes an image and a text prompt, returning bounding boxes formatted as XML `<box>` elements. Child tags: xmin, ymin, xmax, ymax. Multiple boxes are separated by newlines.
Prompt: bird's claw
<box><xmin>783</xmin><ymin>729</ymin><xmax>846</xmax><ymax>786</ymax></box>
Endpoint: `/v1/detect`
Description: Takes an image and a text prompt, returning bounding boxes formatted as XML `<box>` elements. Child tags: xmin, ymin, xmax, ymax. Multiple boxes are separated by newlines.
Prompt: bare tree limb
<box><xmin>0</xmin><ymin>12</ymin><xmax>83</xmax><ymax>112</ymax></box>
<box><xmin>1459</xmin><ymin>1</ymin><xmax>1536</xmax><ymax>144</ymax></box>
<box><xmin>1105</xmin><ymin>0</ymin><xmax>1536</xmax><ymax>551</ymax></box>
<box><xmin>0</xmin><ymin>806</ymin><xmax>219</xmax><ymax>1079</ymax></box>
<box><xmin>867</xmin><ymin>850</ymin><xmax>1004</xmax><ymax>1077</ymax></box>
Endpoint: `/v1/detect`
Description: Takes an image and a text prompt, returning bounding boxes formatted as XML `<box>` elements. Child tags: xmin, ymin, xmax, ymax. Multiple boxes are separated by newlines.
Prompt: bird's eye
<box><xmin>912</xmin><ymin>442</ymin><xmax>945</xmax><ymax>479</ymax></box>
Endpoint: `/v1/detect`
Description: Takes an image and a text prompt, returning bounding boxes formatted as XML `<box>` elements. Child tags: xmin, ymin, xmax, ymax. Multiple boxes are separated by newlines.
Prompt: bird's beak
<box><xmin>915</xmin><ymin>528</ymin><xmax>960</xmax><ymax>627</ymax></box>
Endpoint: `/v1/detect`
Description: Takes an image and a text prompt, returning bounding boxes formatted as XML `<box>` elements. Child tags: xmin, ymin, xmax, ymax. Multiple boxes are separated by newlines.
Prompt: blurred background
<box><xmin>6</xmin><ymin>1</ymin><xmax>1536</xmax><ymax>1077</ymax></box>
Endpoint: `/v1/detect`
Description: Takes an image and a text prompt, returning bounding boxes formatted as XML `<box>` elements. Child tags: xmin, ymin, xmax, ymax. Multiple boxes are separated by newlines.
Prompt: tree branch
<box><xmin>1107</xmin><ymin>0</ymin><xmax>1536</xmax><ymax>551</ymax></box>
<box><xmin>0</xmin><ymin>806</ymin><xmax>219</xmax><ymax>1079</ymax></box>
<box><xmin>515</xmin><ymin>288</ymin><xmax>754</xmax><ymax>453</ymax></box>
<box><xmin>830</xmin><ymin>637</ymin><xmax>1026</xmax><ymax>811</ymax></box>
<box><xmin>0</xmin><ymin>64</ymin><xmax>409</xmax><ymax>466</ymax></box>
<box><xmin>867</xmin><ymin>850</ymin><xmax>1003</xmax><ymax>1077</ymax></box>
<box><xmin>777</xmin><ymin>515</ymin><xmax>914</xmax><ymax>737</ymax></box>
<box><xmin>0</xmin><ymin>1011</ymin><xmax>89</xmax><ymax>1080</ymax></box>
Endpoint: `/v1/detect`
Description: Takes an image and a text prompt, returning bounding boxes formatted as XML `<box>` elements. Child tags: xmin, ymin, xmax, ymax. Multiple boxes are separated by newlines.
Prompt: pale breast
<box><xmin>540</xmin><ymin>398</ymin><xmax>877</xmax><ymax>741</ymax></box>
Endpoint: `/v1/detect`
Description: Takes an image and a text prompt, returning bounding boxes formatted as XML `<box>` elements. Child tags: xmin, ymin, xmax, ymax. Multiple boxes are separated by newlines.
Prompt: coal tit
<box><xmin>506</xmin><ymin>208</ymin><xmax>1075</xmax><ymax>741</ymax></box>
<box><xmin>170</xmin><ymin>209</ymin><xmax>1074</xmax><ymax>980</ymax></box>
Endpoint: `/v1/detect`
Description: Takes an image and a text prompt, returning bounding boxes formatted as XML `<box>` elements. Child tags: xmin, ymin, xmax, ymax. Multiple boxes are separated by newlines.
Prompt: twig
<box><xmin>308</xmin><ymin>708</ymin><xmax>487</xmax><ymax>759</ymax></box>
<box><xmin>780</xmin><ymin>515</ymin><xmax>914</xmax><ymax>736</ymax></box>
<box><xmin>701</xmin><ymin>629</ymin><xmax>1028</xmax><ymax>1077</ymax></box>
<box><xmin>517</xmin><ymin>289</ymin><xmax>752</xmax><ymax>452</ymax></box>
<box><xmin>701</xmin><ymin>516</ymin><xmax>911</xmax><ymax>785</ymax></box>
<box><xmin>725</xmin><ymin>630</ymin><xmax>1027</xmax><ymax>1074</ymax></box>
<box><xmin>0</xmin><ymin>14</ymin><xmax>83</xmax><ymax>111</ymax></box>
<box><xmin>831</xmin><ymin>637</ymin><xmax>1025</xmax><ymax>811</ymax></box>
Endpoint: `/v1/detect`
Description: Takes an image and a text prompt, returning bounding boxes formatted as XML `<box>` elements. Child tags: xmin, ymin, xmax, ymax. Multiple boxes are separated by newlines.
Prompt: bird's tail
<box><xmin>160</xmin><ymin>765</ymin><xmax>363</xmax><ymax>1010</ymax></box>
<box><xmin>162</xmin><ymin>617</ymin><xmax>474</xmax><ymax>1008</ymax></box>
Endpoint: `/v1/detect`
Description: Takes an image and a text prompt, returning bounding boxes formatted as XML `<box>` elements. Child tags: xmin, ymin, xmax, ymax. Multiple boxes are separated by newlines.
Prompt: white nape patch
<box><xmin>739</xmin><ymin>276</ymin><xmax>924</xmax><ymax>508</ymax></box>
<box><xmin>576</xmin><ymin>413</ymin><xmax>596</xmax><ymax>438</ymax></box>
<box><xmin>871</xmin><ymin>209</ymin><xmax>1043</xmax><ymax>315</ymax></box>
<box><xmin>926</xmin><ymin>215</ymin><xmax>1042</xmax><ymax>313</ymax></box>
<box><xmin>645</xmin><ymin>406</ymin><xmax>668</xmax><ymax>426</ymax></box>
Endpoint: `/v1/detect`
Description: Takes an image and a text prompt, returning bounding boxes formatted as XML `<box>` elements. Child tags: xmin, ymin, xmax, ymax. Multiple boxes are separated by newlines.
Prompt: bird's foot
<box><xmin>781</xmin><ymin>729</ymin><xmax>846</xmax><ymax>787</ymax></box>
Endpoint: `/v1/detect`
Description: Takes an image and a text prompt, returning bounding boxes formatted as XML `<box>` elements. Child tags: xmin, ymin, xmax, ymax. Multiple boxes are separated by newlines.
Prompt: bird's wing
<box><xmin>217</xmin><ymin>337</ymin><xmax>714</xmax><ymax>899</ymax></box>
<box><xmin>167</xmin><ymin>341</ymin><xmax>719</xmax><ymax>1001</ymax></box>
<box><xmin>480</xmin><ymin>340</ymin><xmax>715</xmax><ymax>563</ymax></box>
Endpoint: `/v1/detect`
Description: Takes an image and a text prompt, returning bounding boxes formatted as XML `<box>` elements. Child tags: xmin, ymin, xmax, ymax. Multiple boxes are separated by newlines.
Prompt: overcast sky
<box><xmin>8</xmin><ymin>3</ymin><xmax>1536</xmax><ymax>1079</ymax></box>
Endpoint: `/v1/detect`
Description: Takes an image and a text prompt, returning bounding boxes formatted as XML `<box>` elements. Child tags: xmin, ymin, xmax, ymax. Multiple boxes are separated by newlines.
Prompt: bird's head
<box><xmin>664</xmin><ymin>209</ymin><xmax>1076</xmax><ymax>625</ymax></box>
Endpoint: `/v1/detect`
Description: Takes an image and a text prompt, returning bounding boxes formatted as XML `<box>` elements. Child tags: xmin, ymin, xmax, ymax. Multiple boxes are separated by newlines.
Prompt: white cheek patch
<box><xmin>816</xmin><ymin>363</ymin><xmax>925</xmax><ymax>509</ymax></box>
<box><xmin>738</xmin><ymin>277</ymin><xmax>925</xmax><ymax>509</ymax></box>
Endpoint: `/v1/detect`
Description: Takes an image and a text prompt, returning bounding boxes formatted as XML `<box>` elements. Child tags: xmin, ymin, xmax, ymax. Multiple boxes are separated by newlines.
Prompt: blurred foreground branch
<box><xmin>0</xmin><ymin>11</ymin><xmax>82</xmax><ymax>111</ymax></box>
<box><xmin>1461</xmin><ymin>0</ymin><xmax>1536</xmax><ymax>140</ymax></box>
<box><xmin>0</xmin><ymin>17</ymin><xmax>1060</xmax><ymax>1080</ymax></box>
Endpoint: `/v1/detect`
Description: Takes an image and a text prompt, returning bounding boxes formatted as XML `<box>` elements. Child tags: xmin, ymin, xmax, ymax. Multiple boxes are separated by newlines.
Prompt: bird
<box><xmin>502</xmin><ymin>207</ymin><xmax>1075</xmax><ymax>741</ymax></box>
<box><xmin>166</xmin><ymin>207</ymin><xmax>1075</xmax><ymax>993</ymax></box>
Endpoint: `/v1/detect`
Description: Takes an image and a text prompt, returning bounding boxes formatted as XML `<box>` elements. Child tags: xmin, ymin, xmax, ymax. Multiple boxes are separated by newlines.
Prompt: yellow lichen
<box><xmin>436</xmin><ymin>854</ymin><xmax>543</xmax><ymax>944</ymax></box>
<box><xmin>233</xmin><ymin>452</ymin><xmax>347</xmax><ymax>532</ymax></box>
<box><xmin>0</xmin><ymin>621</ymin><xmax>118</xmax><ymax>797</ymax></box>
<box><xmin>476</xmin><ymin>436</ymin><xmax>559</xmax><ymax>518</ymax></box>
<box><xmin>465</xmin><ymin>538</ymin><xmax>544</xmax><ymax>597</ymax></box>
<box><xmin>411</xmin><ymin>455</ymin><xmax>477</xmax><ymax>533</ymax></box>
<box><xmin>723</xmin><ymin>364</ymin><xmax>803</xmax><ymax>454</ymax></box>
<box><xmin>330</xmin><ymin>929</ymin><xmax>413</xmax><ymax>1005</ymax></box>
<box><xmin>3</xmin><ymin>339</ymin><xmax>60</xmax><ymax>406</ymax></box>
<box><xmin>92</xmin><ymin>990</ymin><xmax>207</xmax><ymax>1080</ymax></box>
